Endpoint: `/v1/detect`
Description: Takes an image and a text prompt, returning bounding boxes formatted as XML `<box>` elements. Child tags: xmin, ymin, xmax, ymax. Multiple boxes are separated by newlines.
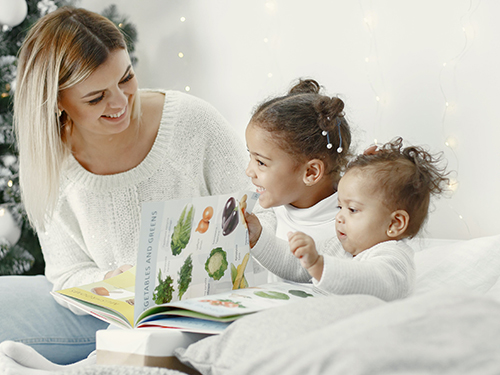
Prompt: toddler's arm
<box><xmin>288</xmin><ymin>232</ymin><xmax>324</xmax><ymax>281</ymax></box>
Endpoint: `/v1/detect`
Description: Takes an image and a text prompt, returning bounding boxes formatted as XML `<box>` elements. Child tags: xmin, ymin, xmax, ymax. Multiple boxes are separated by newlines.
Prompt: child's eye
<box><xmin>256</xmin><ymin>159</ymin><xmax>266</xmax><ymax>167</ymax></box>
<box><xmin>349</xmin><ymin>207</ymin><xmax>358</xmax><ymax>213</ymax></box>
<box><xmin>88</xmin><ymin>93</ymin><xmax>104</xmax><ymax>105</ymax></box>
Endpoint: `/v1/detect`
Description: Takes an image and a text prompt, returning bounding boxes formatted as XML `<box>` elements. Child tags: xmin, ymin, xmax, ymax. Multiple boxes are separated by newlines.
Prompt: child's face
<box><xmin>336</xmin><ymin>169</ymin><xmax>393</xmax><ymax>256</ymax></box>
<box><xmin>245</xmin><ymin>123</ymin><xmax>309</xmax><ymax>209</ymax></box>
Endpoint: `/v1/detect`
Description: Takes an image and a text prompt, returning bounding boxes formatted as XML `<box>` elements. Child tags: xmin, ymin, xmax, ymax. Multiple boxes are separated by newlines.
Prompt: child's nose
<box><xmin>245</xmin><ymin>162</ymin><xmax>255</xmax><ymax>178</ymax></box>
<box><xmin>336</xmin><ymin>212</ymin><xmax>344</xmax><ymax>224</ymax></box>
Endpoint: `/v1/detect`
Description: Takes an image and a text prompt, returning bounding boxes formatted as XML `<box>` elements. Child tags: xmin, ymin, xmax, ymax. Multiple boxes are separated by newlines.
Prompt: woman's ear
<box><xmin>303</xmin><ymin>159</ymin><xmax>325</xmax><ymax>186</ymax></box>
<box><xmin>387</xmin><ymin>210</ymin><xmax>410</xmax><ymax>239</ymax></box>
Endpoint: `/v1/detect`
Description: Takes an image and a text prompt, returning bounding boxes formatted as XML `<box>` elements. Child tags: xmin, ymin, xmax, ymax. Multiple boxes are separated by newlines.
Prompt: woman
<box><xmin>0</xmin><ymin>6</ymin><xmax>250</xmax><ymax>365</ymax></box>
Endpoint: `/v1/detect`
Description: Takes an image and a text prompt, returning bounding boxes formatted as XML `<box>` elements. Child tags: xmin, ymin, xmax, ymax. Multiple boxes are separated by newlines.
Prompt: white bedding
<box><xmin>5</xmin><ymin>235</ymin><xmax>500</xmax><ymax>375</ymax></box>
<box><xmin>175</xmin><ymin>234</ymin><xmax>500</xmax><ymax>375</ymax></box>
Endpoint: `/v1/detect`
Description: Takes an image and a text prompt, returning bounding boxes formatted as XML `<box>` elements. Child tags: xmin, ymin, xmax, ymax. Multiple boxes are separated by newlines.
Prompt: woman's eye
<box><xmin>120</xmin><ymin>73</ymin><xmax>134</xmax><ymax>84</ymax></box>
<box><xmin>88</xmin><ymin>93</ymin><xmax>104</xmax><ymax>105</ymax></box>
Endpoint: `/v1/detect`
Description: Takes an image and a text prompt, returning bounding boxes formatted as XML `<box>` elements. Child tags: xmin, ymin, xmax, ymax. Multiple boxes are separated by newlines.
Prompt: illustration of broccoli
<box><xmin>178</xmin><ymin>254</ymin><xmax>193</xmax><ymax>300</ymax></box>
<box><xmin>205</xmin><ymin>247</ymin><xmax>228</xmax><ymax>280</ymax></box>
<box><xmin>152</xmin><ymin>269</ymin><xmax>174</xmax><ymax>304</ymax></box>
<box><xmin>171</xmin><ymin>204</ymin><xmax>195</xmax><ymax>255</ymax></box>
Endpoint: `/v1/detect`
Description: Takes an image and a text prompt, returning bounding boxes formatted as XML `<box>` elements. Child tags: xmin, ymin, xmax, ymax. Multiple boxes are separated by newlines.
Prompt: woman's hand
<box><xmin>104</xmin><ymin>264</ymin><xmax>133</xmax><ymax>280</ymax></box>
<box><xmin>244</xmin><ymin>212</ymin><xmax>262</xmax><ymax>249</ymax></box>
<box><xmin>288</xmin><ymin>231</ymin><xmax>324</xmax><ymax>280</ymax></box>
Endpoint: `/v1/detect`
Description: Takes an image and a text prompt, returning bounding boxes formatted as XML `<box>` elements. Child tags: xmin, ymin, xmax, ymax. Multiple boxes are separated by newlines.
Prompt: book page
<box><xmin>136</xmin><ymin>281</ymin><xmax>328</xmax><ymax>326</ymax></box>
<box><xmin>53</xmin><ymin>267</ymin><xmax>136</xmax><ymax>328</ymax></box>
<box><xmin>134</xmin><ymin>191</ymin><xmax>259</xmax><ymax>324</ymax></box>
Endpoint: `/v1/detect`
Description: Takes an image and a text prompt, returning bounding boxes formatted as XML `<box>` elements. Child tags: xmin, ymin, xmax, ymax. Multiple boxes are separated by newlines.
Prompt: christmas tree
<box><xmin>0</xmin><ymin>0</ymin><xmax>138</xmax><ymax>275</ymax></box>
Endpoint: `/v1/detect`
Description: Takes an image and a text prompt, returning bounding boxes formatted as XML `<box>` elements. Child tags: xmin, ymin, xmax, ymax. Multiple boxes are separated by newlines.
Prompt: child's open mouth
<box><xmin>255</xmin><ymin>186</ymin><xmax>266</xmax><ymax>194</ymax></box>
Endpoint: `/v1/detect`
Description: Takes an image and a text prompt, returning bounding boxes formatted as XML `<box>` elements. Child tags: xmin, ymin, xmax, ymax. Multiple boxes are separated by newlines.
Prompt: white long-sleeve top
<box><xmin>38</xmin><ymin>90</ymin><xmax>252</xmax><ymax>311</ymax></box>
<box><xmin>253</xmin><ymin>195</ymin><xmax>415</xmax><ymax>301</ymax></box>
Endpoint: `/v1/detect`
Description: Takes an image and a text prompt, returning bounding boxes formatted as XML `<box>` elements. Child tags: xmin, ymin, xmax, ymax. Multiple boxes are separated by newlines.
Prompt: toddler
<box><xmin>289</xmin><ymin>137</ymin><xmax>450</xmax><ymax>300</ymax></box>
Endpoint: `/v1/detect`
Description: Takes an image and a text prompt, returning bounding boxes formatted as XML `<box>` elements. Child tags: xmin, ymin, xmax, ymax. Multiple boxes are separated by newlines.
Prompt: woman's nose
<box><xmin>108</xmin><ymin>88</ymin><xmax>128</xmax><ymax>109</ymax></box>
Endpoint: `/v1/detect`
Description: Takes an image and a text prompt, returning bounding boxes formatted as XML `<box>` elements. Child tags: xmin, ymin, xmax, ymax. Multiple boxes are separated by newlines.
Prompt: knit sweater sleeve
<box><xmin>250</xmin><ymin>205</ymin><xmax>312</xmax><ymax>283</ymax></box>
<box><xmin>314</xmin><ymin>239</ymin><xmax>416</xmax><ymax>301</ymax></box>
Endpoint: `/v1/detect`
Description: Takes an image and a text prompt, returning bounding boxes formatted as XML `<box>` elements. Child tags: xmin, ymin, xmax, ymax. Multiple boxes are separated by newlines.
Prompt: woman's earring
<box><xmin>57</xmin><ymin>109</ymin><xmax>62</xmax><ymax>117</ymax></box>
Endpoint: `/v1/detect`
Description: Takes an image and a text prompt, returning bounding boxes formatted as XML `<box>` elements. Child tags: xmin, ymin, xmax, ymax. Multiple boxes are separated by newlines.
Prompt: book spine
<box><xmin>134</xmin><ymin>201</ymin><xmax>164</xmax><ymax>324</ymax></box>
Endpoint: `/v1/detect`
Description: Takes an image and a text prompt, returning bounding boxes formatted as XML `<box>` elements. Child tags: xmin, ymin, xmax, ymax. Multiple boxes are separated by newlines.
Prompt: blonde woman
<box><xmin>0</xmin><ymin>7</ymin><xmax>250</xmax><ymax>364</ymax></box>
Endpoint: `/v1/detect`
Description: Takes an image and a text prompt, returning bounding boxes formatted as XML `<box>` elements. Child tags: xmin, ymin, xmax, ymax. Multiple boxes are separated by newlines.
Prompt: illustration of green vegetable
<box><xmin>171</xmin><ymin>204</ymin><xmax>195</xmax><ymax>255</ymax></box>
<box><xmin>254</xmin><ymin>291</ymin><xmax>290</xmax><ymax>300</ymax></box>
<box><xmin>178</xmin><ymin>254</ymin><xmax>193</xmax><ymax>300</ymax></box>
<box><xmin>205</xmin><ymin>247</ymin><xmax>228</xmax><ymax>280</ymax></box>
<box><xmin>289</xmin><ymin>289</ymin><xmax>314</xmax><ymax>298</ymax></box>
<box><xmin>153</xmin><ymin>269</ymin><xmax>174</xmax><ymax>304</ymax></box>
<box><xmin>221</xmin><ymin>197</ymin><xmax>239</xmax><ymax>236</ymax></box>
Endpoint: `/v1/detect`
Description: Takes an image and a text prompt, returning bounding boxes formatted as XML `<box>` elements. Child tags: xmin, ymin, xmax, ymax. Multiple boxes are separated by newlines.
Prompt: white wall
<box><xmin>80</xmin><ymin>0</ymin><xmax>500</xmax><ymax>240</ymax></box>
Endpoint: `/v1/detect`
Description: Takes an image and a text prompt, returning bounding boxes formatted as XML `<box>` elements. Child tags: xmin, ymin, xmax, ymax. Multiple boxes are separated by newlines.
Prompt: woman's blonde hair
<box><xmin>14</xmin><ymin>6</ymin><xmax>140</xmax><ymax>231</ymax></box>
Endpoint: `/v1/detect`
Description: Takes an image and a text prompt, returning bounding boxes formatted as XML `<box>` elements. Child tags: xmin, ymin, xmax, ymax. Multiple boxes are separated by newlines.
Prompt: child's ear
<box><xmin>387</xmin><ymin>210</ymin><xmax>410</xmax><ymax>239</ymax></box>
<box><xmin>303</xmin><ymin>159</ymin><xmax>325</xmax><ymax>186</ymax></box>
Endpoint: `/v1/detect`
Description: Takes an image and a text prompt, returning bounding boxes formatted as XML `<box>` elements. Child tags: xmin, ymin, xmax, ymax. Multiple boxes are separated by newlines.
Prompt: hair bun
<box><xmin>289</xmin><ymin>79</ymin><xmax>321</xmax><ymax>95</ymax></box>
<box><xmin>314</xmin><ymin>96</ymin><xmax>345</xmax><ymax>131</ymax></box>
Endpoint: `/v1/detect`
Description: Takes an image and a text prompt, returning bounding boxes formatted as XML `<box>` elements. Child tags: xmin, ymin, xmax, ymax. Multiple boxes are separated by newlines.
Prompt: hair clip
<box><xmin>323</xmin><ymin>121</ymin><xmax>343</xmax><ymax>153</ymax></box>
<box><xmin>322</xmin><ymin>130</ymin><xmax>333</xmax><ymax>149</ymax></box>
<box><xmin>336</xmin><ymin>119</ymin><xmax>343</xmax><ymax>153</ymax></box>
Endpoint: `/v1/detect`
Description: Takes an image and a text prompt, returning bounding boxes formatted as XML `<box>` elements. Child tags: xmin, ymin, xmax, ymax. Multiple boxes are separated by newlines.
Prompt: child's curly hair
<box><xmin>347</xmin><ymin>137</ymin><xmax>450</xmax><ymax>237</ymax></box>
<box><xmin>250</xmin><ymin>79</ymin><xmax>352</xmax><ymax>183</ymax></box>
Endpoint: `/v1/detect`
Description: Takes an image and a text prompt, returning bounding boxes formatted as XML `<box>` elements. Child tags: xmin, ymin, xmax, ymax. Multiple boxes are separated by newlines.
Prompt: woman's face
<box><xmin>58</xmin><ymin>49</ymin><xmax>138</xmax><ymax>139</ymax></box>
<box><xmin>245</xmin><ymin>122</ymin><xmax>309</xmax><ymax>209</ymax></box>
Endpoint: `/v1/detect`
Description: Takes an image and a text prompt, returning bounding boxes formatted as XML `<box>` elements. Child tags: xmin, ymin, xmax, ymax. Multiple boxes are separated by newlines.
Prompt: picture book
<box><xmin>53</xmin><ymin>191</ymin><xmax>270</xmax><ymax>332</ymax></box>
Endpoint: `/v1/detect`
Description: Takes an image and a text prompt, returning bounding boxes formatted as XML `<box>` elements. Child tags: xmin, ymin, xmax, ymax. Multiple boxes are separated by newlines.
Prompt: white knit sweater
<box><xmin>253</xmin><ymin>197</ymin><xmax>415</xmax><ymax>301</ymax></box>
<box><xmin>38</xmin><ymin>90</ymin><xmax>252</xmax><ymax>306</ymax></box>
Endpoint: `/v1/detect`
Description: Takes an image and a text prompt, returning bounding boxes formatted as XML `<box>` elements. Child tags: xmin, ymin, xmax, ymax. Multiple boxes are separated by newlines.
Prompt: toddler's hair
<box><xmin>347</xmin><ymin>137</ymin><xmax>450</xmax><ymax>237</ymax></box>
<box><xmin>250</xmin><ymin>79</ymin><xmax>351</xmax><ymax>181</ymax></box>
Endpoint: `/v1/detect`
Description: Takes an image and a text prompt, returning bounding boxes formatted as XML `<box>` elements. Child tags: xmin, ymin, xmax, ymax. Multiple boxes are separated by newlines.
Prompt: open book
<box><xmin>54</xmin><ymin>191</ymin><xmax>318</xmax><ymax>333</ymax></box>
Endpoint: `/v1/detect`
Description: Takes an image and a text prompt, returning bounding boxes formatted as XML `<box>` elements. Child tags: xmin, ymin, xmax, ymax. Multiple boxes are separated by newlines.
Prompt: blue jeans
<box><xmin>0</xmin><ymin>275</ymin><xmax>109</xmax><ymax>365</ymax></box>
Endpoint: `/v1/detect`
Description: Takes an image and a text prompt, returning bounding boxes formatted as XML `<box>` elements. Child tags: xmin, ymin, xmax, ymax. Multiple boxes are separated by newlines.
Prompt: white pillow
<box><xmin>414</xmin><ymin>234</ymin><xmax>500</xmax><ymax>299</ymax></box>
<box><xmin>175</xmin><ymin>294</ymin><xmax>384</xmax><ymax>375</ymax></box>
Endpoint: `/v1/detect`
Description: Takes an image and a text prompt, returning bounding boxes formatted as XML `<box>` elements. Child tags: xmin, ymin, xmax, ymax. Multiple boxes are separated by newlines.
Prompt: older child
<box><xmin>245</xmin><ymin>78</ymin><xmax>352</xmax><ymax>284</ymax></box>
<box><xmin>288</xmin><ymin>137</ymin><xmax>450</xmax><ymax>300</ymax></box>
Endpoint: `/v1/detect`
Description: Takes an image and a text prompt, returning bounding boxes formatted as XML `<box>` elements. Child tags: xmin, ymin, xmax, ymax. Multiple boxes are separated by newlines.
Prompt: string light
<box><xmin>178</xmin><ymin>52</ymin><xmax>184</xmax><ymax>58</ymax></box>
<box><xmin>267</xmin><ymin>73</ymin><xmax>273</xmax><ymax>78</ymax></box>
<box><xmin>435</xmin><ymin>0</ymin><xmax>481</xmax><ymax>238</ymax></box>
<box><xmin>0</xmin><ymin>208</ymin><xmax>4</xmax><ymax>216</ymax></box>
<box><xmin>7</xmin><ymin>180</ymin><xmax>13</xmax><ymax>187</ymax></box>
<box><xmin>265</xmin><ymin>1</ymin><xmax>276</xmax><ymax>12</ymax></box>
<box><xmin>359</xmin><ymin>1</ymin><xmax>385</xmax><ymax>144</ymax></box>
<box><xmin>180</xmin><ymin>17</ymin><xmax>186</xmax><ymax>22</ymax></box>
<box><xmin>184</xmin><ymin>86</ymin><xmax>191</xmax><ymax>92</ymax></box>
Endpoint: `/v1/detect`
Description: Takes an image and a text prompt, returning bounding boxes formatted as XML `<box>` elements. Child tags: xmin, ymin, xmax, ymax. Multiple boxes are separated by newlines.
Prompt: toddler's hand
<box><xmin>288</xmin><ymin>231</ymin><xmax>324</xmax><ymax>280</ymax></box>
<box><xmin>105</xmin><ymin>264</ymin><xmax>133</xmax><ymax>280</ymax></box>
<box><xmin>244</xmin><ymin>212</ymin><xmax>262</xmax><ymax>248</ymax></box>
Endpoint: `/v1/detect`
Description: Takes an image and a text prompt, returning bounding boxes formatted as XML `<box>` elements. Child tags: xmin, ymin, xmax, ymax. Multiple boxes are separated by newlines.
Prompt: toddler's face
<box><xmin>335</xmin><ymin>170</ymin><xmax>393</xmax><ymax>255</ymax></box>
<box><xmin>245</xmin><ymin>123</ymin><xmax>308</xmax><ymax>209</ymax></box>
